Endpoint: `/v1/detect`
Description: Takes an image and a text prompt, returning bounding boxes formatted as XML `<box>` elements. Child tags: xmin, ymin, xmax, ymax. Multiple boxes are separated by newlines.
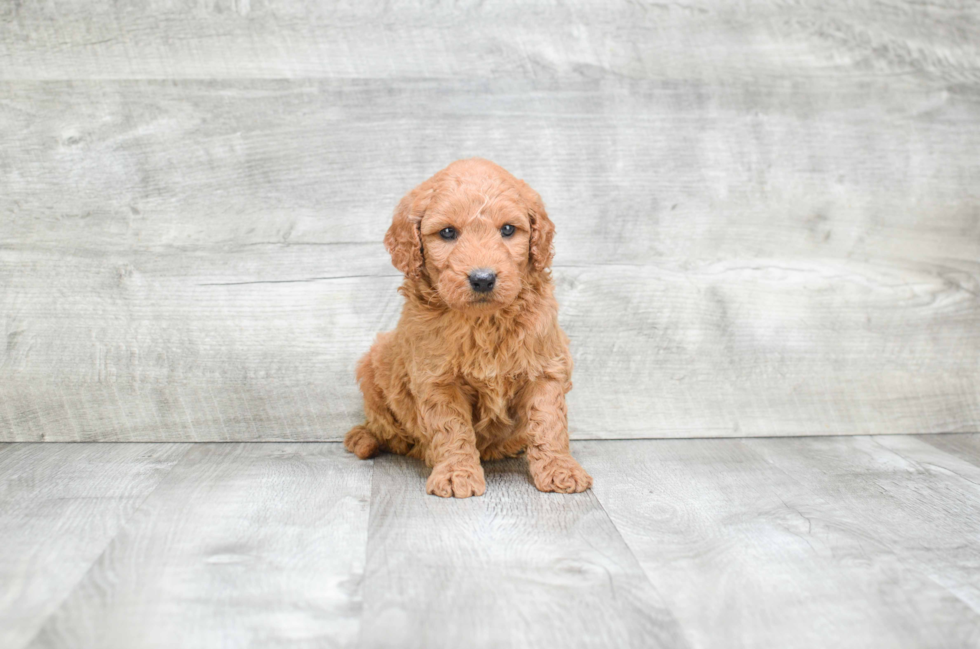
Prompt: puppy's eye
<box><xmin>500</xmin><ymin>224</ymin><xmax>516</xmax><ymax>238</ymax></box>
<box><xmin>439</xmin><ymin>227</ymin><xmax>457</xmax><ymax>241</ymax></box>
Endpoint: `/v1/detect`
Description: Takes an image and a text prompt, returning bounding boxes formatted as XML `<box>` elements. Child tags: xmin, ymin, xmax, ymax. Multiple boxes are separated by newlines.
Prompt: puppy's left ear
<box><xmin>519</xmin><ymin>181</ymin><xmax>555</xmax><ymax>272</ymax></box>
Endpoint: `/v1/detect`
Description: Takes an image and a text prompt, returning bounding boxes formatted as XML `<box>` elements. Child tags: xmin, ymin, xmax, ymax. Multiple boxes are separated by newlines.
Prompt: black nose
<box><xmin>468</xmin><ymin>269</ymin><xmax>496</xmax><ymax>293</ymax></box>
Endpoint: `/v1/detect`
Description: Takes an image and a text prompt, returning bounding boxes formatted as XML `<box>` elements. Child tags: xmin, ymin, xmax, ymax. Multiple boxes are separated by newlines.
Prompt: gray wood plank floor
<box><xmin>0</xmin><ymin>444</ymin><xmax>190</xmax><ymax>648</ymax></box>
<box><xmin>361</xmin><ymin>455</ymin><xmax>685</xmax><ymax>649</ymax></box>
<box><xmin>579</xmin><ymin>438</ymin><xmax>980</xmax><ymax>648</ymax></box>
<box><xmin>3</xmin><ymin>436</ymin><xmax>980</xmax><ymax>648</ymax></box>
<box><xmin>25</xmin><ymin>444</ymin><xmax>373</xmax><ymax>649</ymax></box>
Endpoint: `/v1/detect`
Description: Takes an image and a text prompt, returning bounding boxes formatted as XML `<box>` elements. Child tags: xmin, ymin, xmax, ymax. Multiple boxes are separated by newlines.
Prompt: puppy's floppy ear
<box><xmin>519</xmin><ymin>181</ymin><xmax>555</xmax><ymax>272</ymax></box>
<box><xmin>384</xmin><ymin>180</ymin><xmax>434</xmax><ymax>279</ymax></box>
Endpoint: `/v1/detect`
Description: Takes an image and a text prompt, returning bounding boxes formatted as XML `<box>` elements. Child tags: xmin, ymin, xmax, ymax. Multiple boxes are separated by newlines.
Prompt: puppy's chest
<box><xmin>443</xmin><ymin>322</ymin><xmax>541</xmax><ymax>420</ymax></box>
<box><xmin>461</xmin><ymin>372</ymin><xmax>523</xmax><ymax>425</ymax></box>
<box><xmin>457</xmin><ymin>348</ymin><xmax>528</xmax><ymax>400</ymax></box>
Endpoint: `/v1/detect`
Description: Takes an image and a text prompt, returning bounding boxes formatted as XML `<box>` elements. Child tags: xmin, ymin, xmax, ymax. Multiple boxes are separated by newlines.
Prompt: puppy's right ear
<box><xmin>384</xmin><ymin>181</ymin><xmax>434</xmax><ymax>279</ymax></box>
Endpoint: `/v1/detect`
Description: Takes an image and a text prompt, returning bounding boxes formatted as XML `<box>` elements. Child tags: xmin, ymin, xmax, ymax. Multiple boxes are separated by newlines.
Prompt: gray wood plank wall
<box><xmin>1</xmin><ymin>1</ymin><xmax>978</xmax><ymax>441</ymax></box>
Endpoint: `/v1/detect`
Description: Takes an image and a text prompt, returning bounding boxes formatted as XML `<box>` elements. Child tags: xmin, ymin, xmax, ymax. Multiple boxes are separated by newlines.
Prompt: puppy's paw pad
<box><xmin>531</xmin><ymin>455</ymin><xmax>593</xmax><ymax>493</ymax></box>
<box><xmin>344</xmin><ymin>425</ymin><xmax>380</xmax><ymax>460</ymax></box>
<box><xmin>426</xmin><ymin>463</ymin><xmax>486</xmax><ymax>498</ymax></box>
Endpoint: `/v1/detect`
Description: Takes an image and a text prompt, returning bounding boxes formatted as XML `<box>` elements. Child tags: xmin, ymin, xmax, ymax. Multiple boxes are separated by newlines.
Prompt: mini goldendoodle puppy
<box><xmin>344</xmin><ymin>158</ymin><xmax>593</xmax><ymax>498</ymax></box>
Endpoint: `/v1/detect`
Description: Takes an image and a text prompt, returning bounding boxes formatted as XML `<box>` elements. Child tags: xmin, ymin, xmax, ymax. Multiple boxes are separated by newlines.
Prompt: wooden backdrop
<box><xmin>1</xmin><ymin>1</ymin><xmax>979</xmax><ymax>441</ymax></box>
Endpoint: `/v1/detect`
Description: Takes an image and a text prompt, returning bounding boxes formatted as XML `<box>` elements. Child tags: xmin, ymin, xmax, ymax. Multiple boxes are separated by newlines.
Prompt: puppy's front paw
<box><xmin>426</xmin><ymin>461</ymin><xmax>486</xmax><ymax>498</ymax></box>
<box><xmin>530</xmin><ymin>454</ymin><xmax>593</xmax><ymax>493</ymax></box>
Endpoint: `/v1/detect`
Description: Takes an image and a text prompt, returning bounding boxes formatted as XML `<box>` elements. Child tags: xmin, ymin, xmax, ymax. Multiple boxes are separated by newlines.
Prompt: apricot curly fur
<box><xmin>344</xmin><ymin>158</ymin><xmax>593</xmax><ymax>498</ymax></box>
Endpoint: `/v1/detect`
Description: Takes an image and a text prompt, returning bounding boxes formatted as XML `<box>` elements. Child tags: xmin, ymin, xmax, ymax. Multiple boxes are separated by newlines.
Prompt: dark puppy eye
<box><xmin>439</xmin><ymin>227</ymin><xmax>457</xmax><ymax>241</ymax></box>
<box><xmin>500</xmin><ymin>224</ymin><xmax>516</xmax><ymax>238</ymax></box>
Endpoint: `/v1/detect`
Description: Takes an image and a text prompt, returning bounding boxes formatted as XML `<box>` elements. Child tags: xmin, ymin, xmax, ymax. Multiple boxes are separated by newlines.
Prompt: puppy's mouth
<box><xmin>464</xmin><ymin>293</ymin><xmax>504</xmax><ymax>311</ymax></box>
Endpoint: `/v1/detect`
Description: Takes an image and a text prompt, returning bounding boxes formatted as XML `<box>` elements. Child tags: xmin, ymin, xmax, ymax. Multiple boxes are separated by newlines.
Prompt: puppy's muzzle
<box><xmin>468</xmin><ymin>268</ymin><xmax>496</xmax><ymax>293</ymax></box>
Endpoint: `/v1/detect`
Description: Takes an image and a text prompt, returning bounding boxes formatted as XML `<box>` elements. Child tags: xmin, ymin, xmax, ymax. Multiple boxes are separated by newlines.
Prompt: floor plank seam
<box><xmin>740</xmin><ymin>436</ymin><xmax>980</xmax><ymax>621</ymax></box>
<box><xmin>354</xmin><ymin>455</ymin><xmax>379</xmax><ymax>649</ymax></box>
<box><xmin>871</xmin><ymin>436</ymin><xmax>980</xmax><ymax>492</ymax></box>
<box><xmin>585</xmin><ymin>484</ymin><xmax>696</xmax><ymax>649</ymax></box>
<box><xmin>918</xmin><ymin>435</ymin><xmax>980</xmax><ymax>472</ymax></box>
<box><xmin>16</xmin><ymin>443</ymin><xmax>197</xmax><ymax>649</ymax></box>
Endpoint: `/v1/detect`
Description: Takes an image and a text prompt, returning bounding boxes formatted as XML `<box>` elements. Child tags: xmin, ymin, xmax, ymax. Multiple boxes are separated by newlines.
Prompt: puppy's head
<box><xmin>384</xmin><ymin>158</ymin><xmax>554</xmax><ymax>314</ymax></box>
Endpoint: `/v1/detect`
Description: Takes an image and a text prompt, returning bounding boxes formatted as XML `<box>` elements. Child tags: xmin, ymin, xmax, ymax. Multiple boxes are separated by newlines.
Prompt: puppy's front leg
<box><xmin>520</xmin><ymin>379</ymin><xmax>593</xmax><ymax>493</ymax></box>
<box><xmin>420</xmin><ymin>385</ymin><xmax>485</xmax><ymax>498</ymax></box>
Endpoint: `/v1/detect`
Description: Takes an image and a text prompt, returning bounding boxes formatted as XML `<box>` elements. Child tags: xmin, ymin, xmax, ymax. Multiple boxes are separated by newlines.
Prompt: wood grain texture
<box><xmin>6</xmin><ymin>438</ymin><xmax>980</xmax><ymax>646</ymax></box>
<box><xmin>1</xmin><ymin>0</ymin><xmax>978</xmax><ymax>81</ymax></box>
<box><xmin>746</xmin><ymin>435</ymin><xmax>980</xmax><ymax>616</ymax></box>
<box><xmin>2</xmin><ymin>0</ymin><xmax>979</xmax><ymax>441</ymax></box>
<box><xmin>0</xmin><ymin>443</ymin><xmax>189</xmax><ymax>649</ymax></box>
<box><xmin>577</xmin><ymin>438</ymin><xmax>980</xmax><ymax>648</ymax></box>
<box><xmin>1</xmin><ymin>75</ymin><xmax>978</xmax><ymax>440</ymax></box>
<box><xmin>917</xmin><ymin>432</ymin><xmax>980</xmax><ymax>468</ymax></box>
<box><xmin>25</xmin><ymin>443</ymin><xmax>373</xmax><ymax>649</ymax></box>
<box><xmin>358</xmin><ymin>453</ymin><xmax>687</xmax><ymax>649</ymax></box>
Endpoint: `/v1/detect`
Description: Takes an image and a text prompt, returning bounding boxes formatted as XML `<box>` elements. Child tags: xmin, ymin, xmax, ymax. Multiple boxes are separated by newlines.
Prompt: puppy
<box><xmin>344</xmin><ymin>158</ymin><xmax>592</xmax><ymax>498</ymax></box>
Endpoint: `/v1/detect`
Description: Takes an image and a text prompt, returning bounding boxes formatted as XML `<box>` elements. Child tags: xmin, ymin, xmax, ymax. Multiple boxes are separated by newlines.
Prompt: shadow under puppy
<box><xmin>344</xmin><ymin>158</ymin><xmax>592</xmax><ymax>498</ymax></box>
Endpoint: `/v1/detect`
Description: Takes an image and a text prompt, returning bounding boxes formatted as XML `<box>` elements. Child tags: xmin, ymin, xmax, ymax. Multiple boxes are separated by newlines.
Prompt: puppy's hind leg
<box><xmin>345</xmin><ymin>397</ymin><xmax>414</xmax><ymax>460</ymax></box>
<box><xmin>344</xmin><ymin>424</ymin><xmax>381</xmax><ymax>460</ymax></box>
<box><xmin>345</xmin><ymin>342</ymin><xmax>411</xmax><ymax>460</ymax></box>
<box><xmin>345</xmin><ymin>345</ymin><xmax>387</xmax><ymax>460</ymax></box>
